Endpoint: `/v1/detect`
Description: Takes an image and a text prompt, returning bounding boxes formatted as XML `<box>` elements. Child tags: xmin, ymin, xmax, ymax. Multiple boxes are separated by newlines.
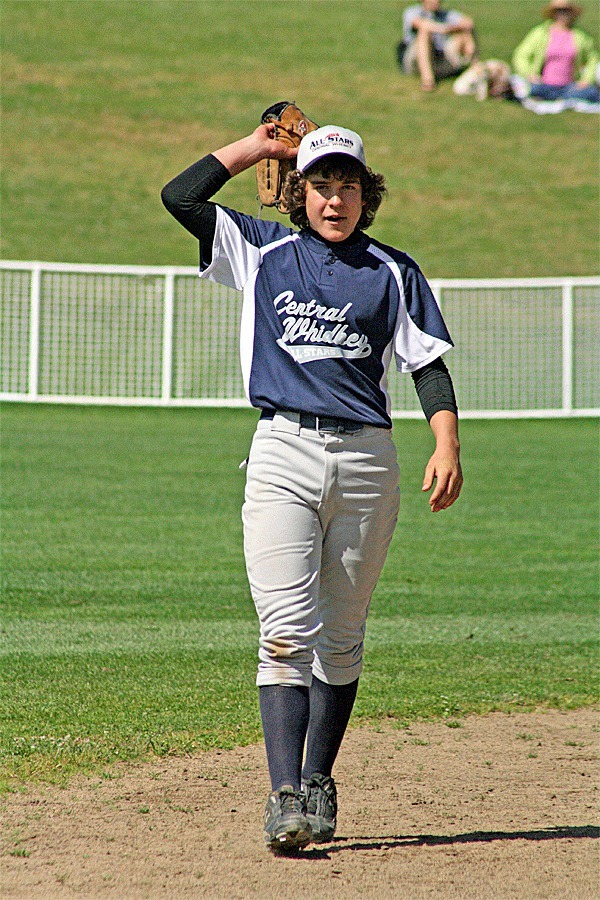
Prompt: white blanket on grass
<box><xmin>520</xmin><ymin>97</ymin><xmax>599</xmax><ymax>114</ymax></box>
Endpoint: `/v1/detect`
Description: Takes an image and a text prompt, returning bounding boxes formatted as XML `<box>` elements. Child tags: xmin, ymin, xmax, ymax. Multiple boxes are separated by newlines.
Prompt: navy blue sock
<box><xmin>302</xmin><ymin>676</ymin><xmax>359</xmax><ymax>779</ymax></box>
<box><xmin>259</xmin><ymin>684</ymin><xmax>310</xmax><ymax>791</ymax></box>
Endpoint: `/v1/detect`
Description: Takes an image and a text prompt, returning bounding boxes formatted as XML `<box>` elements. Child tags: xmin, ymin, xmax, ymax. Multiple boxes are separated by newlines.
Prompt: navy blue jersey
<box><xmin>201</xmin><ymin>206</ymin><xmax>453</xmax><ymax>428</ymax></box>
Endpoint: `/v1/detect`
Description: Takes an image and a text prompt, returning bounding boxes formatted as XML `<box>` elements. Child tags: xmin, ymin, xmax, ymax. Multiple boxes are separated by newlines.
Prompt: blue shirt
<box><xmin>201</xmin><ymin>207</ymin><xmax>453</xmax><ymax>429</ymax></box>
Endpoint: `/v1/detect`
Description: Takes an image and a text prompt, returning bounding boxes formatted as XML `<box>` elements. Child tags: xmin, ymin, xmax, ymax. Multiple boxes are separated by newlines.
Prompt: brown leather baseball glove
<box><xmin>256</xmin><ymin>101</ymin><xmax>318</xmax><ymax>214</ymax></box>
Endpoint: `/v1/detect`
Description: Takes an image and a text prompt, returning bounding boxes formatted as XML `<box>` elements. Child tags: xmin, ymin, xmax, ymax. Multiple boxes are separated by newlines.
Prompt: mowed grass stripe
<box><xmin>0</xmin><ymin>614</ymin><xmax>595</xmax><ymax>657</ymax></box>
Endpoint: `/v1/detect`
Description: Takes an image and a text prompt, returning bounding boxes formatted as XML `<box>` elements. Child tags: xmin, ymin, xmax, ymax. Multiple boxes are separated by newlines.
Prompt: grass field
<box><xmin>1</xmin><ymin>0</ymin><xmax>598</xmax><ymax>791</ymax></box>
<box><xmin>1</xmin><ymin>405</ymin><xmax>598</xmax><ymax>788</ymax></box>
<box><xmin>1</xmin><ymin>0</ymin><xmax>599</xmax><ymax>276</ymax></box>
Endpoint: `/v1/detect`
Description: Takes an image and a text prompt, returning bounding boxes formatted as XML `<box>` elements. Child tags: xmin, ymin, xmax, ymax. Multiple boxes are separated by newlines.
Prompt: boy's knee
<box><xmin>313</xmin><ymin>634</ymin><xmax>365</xmax><ymax>685</ymax></box>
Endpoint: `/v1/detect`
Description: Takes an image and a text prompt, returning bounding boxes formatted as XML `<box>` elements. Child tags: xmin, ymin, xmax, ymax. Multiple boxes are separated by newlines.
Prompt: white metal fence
<box><xmin>1</xmin><ymin>260</ymin><xmax>598</xmax><ymax>418</ymax></box>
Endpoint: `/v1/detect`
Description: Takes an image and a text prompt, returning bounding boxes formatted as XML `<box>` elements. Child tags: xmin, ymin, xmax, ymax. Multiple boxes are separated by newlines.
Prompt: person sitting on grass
<box><xmin>399</xmin><ymin>0</ymin><xmax>477</xmax><ymax>92</ymax></box>
<box><xmin>511</xmin><ymin>0</ymin><xmax>599</xmax><ymax>103</ymax></box>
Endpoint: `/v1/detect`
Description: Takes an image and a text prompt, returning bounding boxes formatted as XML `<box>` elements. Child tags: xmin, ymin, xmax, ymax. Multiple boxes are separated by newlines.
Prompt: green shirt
<box><xmin>512</xmin><ymin>21</ymin><xmax>599</xmax><ymax>85</ymax></box>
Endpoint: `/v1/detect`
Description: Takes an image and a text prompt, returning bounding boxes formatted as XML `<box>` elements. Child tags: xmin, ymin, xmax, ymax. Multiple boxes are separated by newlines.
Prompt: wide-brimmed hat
<box><xmin>543</xmin><ymin>0</ymin><xmax>583</xmax><ymax>18</ymax></box>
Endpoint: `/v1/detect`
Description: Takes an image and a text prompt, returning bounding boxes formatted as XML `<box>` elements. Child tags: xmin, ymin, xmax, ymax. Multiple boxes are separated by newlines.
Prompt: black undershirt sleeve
<box><xmin>411</xmin><ymin>356</ymin><xmax>458</xmax><ymax>422</ymax></box>
<box><xmin>161</xmin><ymin>154</ymin><xmax>232</xmax><ymax>268</ymax></box>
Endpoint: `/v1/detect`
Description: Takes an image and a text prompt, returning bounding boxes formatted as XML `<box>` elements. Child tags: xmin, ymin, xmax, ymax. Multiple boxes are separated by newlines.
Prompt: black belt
<box><xmin>260</xmin><ymin>409</ymin><xmax>364</xmax><ymax>434</ymax></box>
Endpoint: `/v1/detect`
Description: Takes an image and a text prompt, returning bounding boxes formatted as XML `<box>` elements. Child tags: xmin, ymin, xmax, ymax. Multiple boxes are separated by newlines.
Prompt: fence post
<box><xmin>161</xmin><ymin>270</ymin><xmax>175</xmax><ymax>404</ymax></box>
<box><xmin>28</xmin><ymin>264</ymin><xmax>41</xmax><ymax>400</ymax></box>
<box><xmin>562</xmin><ymin>281</ymin><xmax>573</xmax><ymax>415</ymax></box>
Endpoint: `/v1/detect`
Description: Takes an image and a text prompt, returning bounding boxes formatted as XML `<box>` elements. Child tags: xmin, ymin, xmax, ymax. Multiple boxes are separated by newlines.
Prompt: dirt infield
<box><xmin>2</xmin><ymin>708</ymin><xmax>598</xmax><ymax>899</ymax></box>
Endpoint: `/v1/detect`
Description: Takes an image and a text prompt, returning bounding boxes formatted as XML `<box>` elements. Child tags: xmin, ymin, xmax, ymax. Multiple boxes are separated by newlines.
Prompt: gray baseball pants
<box><xmin>242</xmin><ymin>411</ymin><xmax>400</xmax><ymax>688</ymax></box>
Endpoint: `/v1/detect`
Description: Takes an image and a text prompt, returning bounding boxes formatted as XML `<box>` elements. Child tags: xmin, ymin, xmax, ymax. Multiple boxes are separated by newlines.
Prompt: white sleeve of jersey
<box><xmin>393</xmin><ymin>309</ymin><xmax>453</xmax><ymax>373</ymax></box>
<box><xmin>369</xmin><ymin>244</ymin><xmax>453</xmax><ymax>373</ymax></box>
<box><xmin>199</xmin><ymin>206</ymin><xmax>262</xmax><ymax>291</ymax></box>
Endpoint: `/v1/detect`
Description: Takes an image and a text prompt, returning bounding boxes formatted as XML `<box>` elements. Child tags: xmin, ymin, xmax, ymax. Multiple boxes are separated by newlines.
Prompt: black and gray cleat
<box><xmin>263</xmin><ymin>784</ymin><xmax>312</xmax><ymax>854</ymax></box>
<box><xmin>302</xmin><ymin>772</ymin><xmax>337</xmax><ymax>843</ymax></box>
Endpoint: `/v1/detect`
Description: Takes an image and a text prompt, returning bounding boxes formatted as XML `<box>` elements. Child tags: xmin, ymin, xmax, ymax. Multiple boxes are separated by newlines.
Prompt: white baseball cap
<box><xmin>296</xmin><ymin>126</ymin><xmax>367</xmax><ymax>173</ymax></box>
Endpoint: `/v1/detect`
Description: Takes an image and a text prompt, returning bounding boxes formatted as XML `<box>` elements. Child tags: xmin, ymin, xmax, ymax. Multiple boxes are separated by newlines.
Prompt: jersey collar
<box><xmin>300</xmin><ymin>227</ymin><xmax>370</xmax><ymax>258</ymax></box>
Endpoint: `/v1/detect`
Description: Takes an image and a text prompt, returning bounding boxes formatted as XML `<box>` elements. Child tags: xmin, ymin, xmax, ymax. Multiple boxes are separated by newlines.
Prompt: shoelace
<box><xmin>279</xmin><ymin>790</ymin><xmax>303</xmax><ymax>814</ymax></box>
<box><xmin>306</xmin><ymin>780</ymin><xmax>335</xmax><ymax>814</ymax></box>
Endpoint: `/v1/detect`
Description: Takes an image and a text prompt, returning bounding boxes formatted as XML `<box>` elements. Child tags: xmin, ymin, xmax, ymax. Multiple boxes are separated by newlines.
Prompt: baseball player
<box><xmin>161</xmin><ymin>117</ymin><xmax>463</xmax><ymax>854</ymax></box>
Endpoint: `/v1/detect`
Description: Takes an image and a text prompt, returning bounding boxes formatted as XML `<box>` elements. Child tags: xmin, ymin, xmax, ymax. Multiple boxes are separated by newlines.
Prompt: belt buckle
<box><xmin>315</xmin><ymin>416</ymin><xmax>362</xmax><ymax>435</ymax></box>
<box><xmin>315</xmin><ymin>416</ymin><xmax>339</xmax><ymax>434</ymax></box>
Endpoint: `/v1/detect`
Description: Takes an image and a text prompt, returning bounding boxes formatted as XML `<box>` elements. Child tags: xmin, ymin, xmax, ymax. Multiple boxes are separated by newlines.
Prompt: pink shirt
<box><xmin>542</xmin><ymin>26</ymin><xmax>577</xmax><ymax>86</ymax></box>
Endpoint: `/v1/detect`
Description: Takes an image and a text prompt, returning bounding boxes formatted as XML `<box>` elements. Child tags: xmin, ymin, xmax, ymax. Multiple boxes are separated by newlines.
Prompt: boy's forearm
<box><xmin>429</xmin><ymin>409</ymin><xmax>460</xmax><ymax>450</ymax></box>
<box><xmin>213</xmin><ymin>125</ymin><xmax>298</xmax><ymax>177</ymax></box>
<box><xmin>213</xmin><ymin>134</ymin><xmax>267</xmax><ymax>176</ymax></box>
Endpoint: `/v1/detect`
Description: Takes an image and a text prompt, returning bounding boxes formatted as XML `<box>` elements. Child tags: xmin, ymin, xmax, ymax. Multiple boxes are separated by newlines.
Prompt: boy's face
<box><xmin>304</xmin><ymin>165</ymin><xmax>364</xmax><ymax>243</ymax></box>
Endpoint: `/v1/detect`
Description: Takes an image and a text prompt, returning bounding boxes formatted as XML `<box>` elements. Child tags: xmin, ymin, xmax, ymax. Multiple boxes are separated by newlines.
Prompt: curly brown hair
<box><xmin>282</xmin><ymin>155</ymin><xmax>387</xmax><ymax>231</ymax></box>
